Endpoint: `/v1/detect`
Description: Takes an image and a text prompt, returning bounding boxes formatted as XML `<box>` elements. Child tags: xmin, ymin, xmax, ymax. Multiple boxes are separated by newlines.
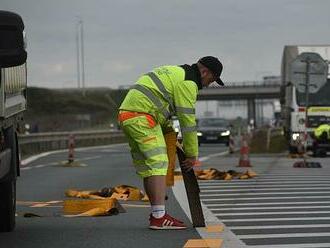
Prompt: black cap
<box><xmin>198</xmin><ymin>56</ymin><xmax>224</xmax><ymax>86</ymax></box>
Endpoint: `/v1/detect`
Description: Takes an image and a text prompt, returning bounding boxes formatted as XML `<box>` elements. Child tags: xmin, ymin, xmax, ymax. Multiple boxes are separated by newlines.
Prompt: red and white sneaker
<box><xmin>149</xmin><ymin>213</ymin><xmax>187</xmax><ymax>230</ymax></box>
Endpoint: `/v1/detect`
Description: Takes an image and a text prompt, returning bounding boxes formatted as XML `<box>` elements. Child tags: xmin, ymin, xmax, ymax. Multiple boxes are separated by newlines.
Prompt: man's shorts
<box><xmin>118</xmin><ymin>111</ymin><xmax>168</xmax><ymax>178</ymax></box>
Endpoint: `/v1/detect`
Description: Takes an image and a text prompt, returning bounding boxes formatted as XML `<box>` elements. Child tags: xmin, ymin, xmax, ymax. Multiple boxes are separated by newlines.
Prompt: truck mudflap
<box><xmin>0</xmin><ymin>149</ymin><xmax>12</xmax><ymax>181</ymax></box>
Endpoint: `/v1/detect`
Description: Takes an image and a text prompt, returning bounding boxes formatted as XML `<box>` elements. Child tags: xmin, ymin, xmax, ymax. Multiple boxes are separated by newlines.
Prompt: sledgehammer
<box><xmin>176</xmin><ymin>144</ymin><xmax>205</xmax><ymax>227</ymax></box>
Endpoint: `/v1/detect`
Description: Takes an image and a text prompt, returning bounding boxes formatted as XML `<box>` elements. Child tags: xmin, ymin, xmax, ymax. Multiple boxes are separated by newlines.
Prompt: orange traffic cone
<box><xmin>68</xmin><ymin>134</ymin><xmax>75</xmax><ymax>163</ymax></box>
<box><xmin>238</xmin><ymin>136</ymin><xmax>251</xmax><ymax>167</ymax></box>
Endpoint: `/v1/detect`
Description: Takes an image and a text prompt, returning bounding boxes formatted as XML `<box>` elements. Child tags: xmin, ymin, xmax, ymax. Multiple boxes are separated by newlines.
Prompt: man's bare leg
<box><xmin>144</xmin><ymin>175</ymin><xmax>166</xmax><ymax>205</ymax></box>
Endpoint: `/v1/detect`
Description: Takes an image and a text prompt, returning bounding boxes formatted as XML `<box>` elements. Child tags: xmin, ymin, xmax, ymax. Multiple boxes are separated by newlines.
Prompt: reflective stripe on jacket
<box><xmin>119</xmin><ymin>65</ymin><xmax>199</xmax><ymax>157</ymax></box>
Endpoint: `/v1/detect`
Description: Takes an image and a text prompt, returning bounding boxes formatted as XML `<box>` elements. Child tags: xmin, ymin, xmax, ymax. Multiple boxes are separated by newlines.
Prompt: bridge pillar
<box><xmin>247</xmin><ymin>99</ymin><xmax>256</xmax><ymax>127</ymax></box>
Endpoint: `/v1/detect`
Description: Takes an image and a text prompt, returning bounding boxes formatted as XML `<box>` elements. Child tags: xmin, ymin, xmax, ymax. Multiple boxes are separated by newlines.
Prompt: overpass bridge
<box><xmin>198</xmin><ymin>81</ymin><xmax>281</xmax><ymax>125</ymax></box>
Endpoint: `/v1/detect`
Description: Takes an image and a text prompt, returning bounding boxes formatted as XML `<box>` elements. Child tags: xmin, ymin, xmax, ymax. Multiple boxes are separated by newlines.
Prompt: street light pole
<box><xmin>75</xmin><ymin>19</ymin><xmax>81</xmax><ymax>89</ymax></box>
<box><xmin>80</xmin><ymin>19</ymin><xmax>86</xmax><ymax>96</ymax></box>
<box><xmin>75</xmin><ymin>17</ymin><xmax>86</xmax><ymax>95</ymax></box>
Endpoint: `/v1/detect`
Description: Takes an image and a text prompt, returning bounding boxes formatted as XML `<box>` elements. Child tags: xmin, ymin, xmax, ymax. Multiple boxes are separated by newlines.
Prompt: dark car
<box><xmin>197</xmin><ymin>118</ymin><xmax>231</xmax><ymax>146</ymax></box>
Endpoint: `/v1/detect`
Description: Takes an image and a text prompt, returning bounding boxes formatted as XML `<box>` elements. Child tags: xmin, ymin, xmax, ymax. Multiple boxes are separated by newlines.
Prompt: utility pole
<box><xmin>75</xmin><ymin>18</ymin><xmax>81</xmax><ymax>89</ymax></box>
<box><xmin>80</xmin><ymin>19</ymin><xmax>86</xmax><ymax>96</ymax></box>
<box><xmin>75</xmin><ymin>17</ymin><xmax>86</xmax><ymax>96</ymax></box>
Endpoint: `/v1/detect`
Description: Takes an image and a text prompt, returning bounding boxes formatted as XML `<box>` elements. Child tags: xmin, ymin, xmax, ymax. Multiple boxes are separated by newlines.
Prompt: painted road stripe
<box><xmin>35</xmin><ymin>164</ymin><xmax>47</xmax><ymax>168</ymax></box>
<box><xmin>210</xmin><ymin>206</ymin><xmax>330</xmax><ymax>211</ymax></box>
<box><xmin>258</xmin><ymin>174</ymin><xmax>330</xmax><ymax>176</ymax></box>
<box><xmin>77</xmin><ymin>155</ymin><xmax>102</xmax><ymax>161</ymax></box>
<box><xmin>199</xmin><ymin>151</ymin><xmax>228</xmax><ymax>161</ymax></box>
<box><xmin>230</xmin><ymin>224</ymin><xmax>330</xmax><ymax>230</ymax></box>
<box><xmin>202</xmin><ymin>195</ymin><xmax>330</xmax><ymax>201</ymax></box>
<box><xmin>201</xmin><ymin>191</ymin><xmax>330</xmax><ymax>196</ymax></box>
<box><xmin>21</xmin><ymin>156</ymin><xmax>102</xmax><ymax>171</ymax></box>
<box><xmin>201</xmin><ymin>187</ymin><xmax>330</xmax><ymax>192</ymax></box>
<box><xmin>20</xmin><ymin>143</ymin><xmax>127</xmax><ymax>166</ymax></box>
<box><xmin>220</xmin><ymin>217</ymin><xmax>330</xmax><ymax>222</ymax></box>
<box><xmin>259</xmin><ymin>176</ymin><xmax>330</xmax><ymax>179</ymax></box>
<box><xmin>199</xmin><ymin>180</ymin><xmax>330</xmax><ymax>184</ymax></box>
<box><xmin>199</xmin><ymin>184</ymin><xmax>330</xmax><ymax>188</ymax></box>
<box><xmin>238</xmin><ymin>232</ymin><xmax>330</xmax><ymax>239</ymax></box>
<box><xmin>247</xmin><ymin>179</ymin><xmax>330</xmax><ymax>181</ymax></box>
<box><xmin>205</xmin><ymin>201</ymin><xmax>330</xmax><ymax>207</ymax></box>
<box><xmin>214</xmin><ymin>211</ymin><xmax>330</xmax><ymax>216</ymax></box>
<box><xmin>246</xmin><ymin>243</ymin><xmax>330</xmax><ymax>248</ymax></box>
<box><xmin>199</xmin><ymin>179</ymin><xmax>330</xmax><ymax>187</ymax></box>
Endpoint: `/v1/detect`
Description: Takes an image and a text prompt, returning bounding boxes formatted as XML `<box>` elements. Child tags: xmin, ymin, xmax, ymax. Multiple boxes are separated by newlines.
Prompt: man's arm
<box><xmin>173</xmin><ymin>80</ymin><xmax>199</xmax><ymax>160</ymax></box>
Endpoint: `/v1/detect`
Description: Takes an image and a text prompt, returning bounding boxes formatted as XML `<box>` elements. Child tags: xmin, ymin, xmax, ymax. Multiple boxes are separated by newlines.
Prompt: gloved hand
<box><xmin>182</xmin><ymin>157</ymin><xmax>200</xmax><ymax>172</ymax></box>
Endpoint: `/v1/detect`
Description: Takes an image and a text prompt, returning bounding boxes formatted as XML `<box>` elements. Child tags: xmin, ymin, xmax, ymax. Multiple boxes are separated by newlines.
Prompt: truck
<box><xmin>0</xmin><ymin>10</ymin><xmax>27</xmax><ymax>232</ymax></box>
<box><xmin>280</xmin><ymin>45</ymin><xmax>330</xmax><ymax>153</ymax></box>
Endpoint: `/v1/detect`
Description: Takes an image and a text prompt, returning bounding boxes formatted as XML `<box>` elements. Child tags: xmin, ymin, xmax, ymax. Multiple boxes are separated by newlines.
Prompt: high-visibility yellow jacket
<box><xmin>119</xmin><ymin>64</ymin><xmax>203</xmax><ymax>157</ymax></box>
<box><xmin>314</xmin><ymin>124</ymin><xmax>330</xmax><ymax>140</ymax></box>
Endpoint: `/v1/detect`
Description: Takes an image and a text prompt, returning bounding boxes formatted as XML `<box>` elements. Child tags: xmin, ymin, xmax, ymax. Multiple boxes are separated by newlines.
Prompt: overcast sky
<box><xmin>2</xmin><ymin>0</ymin><xmax>330</xmax><ymax>89</ymax></box>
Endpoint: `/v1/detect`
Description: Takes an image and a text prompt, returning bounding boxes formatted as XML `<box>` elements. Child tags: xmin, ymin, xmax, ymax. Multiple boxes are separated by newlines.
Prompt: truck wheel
<box><xmin>0</xmin><ymin>179</ymin><xmax>16</xmax><ymax>232</ymax></box>
<box><xmin>289</xmin><ymin>145</ymin><xmax>297</xmax><ymax>154</ymax></box>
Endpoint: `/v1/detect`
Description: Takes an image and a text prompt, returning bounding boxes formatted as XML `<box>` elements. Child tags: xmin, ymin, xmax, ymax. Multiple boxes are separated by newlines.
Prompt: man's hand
<box><xmin>181</xmin><ymin>157</ymin><xmax>200</xmax><ymax>172</ymax></box>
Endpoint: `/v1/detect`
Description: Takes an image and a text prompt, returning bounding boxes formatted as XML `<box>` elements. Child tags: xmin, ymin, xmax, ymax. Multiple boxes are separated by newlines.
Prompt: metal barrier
<box><xmin>225</xmin><ymin>81</ymin><xmax>281</xmax><ymax>88</ymax></box>
<box><xmin>18</xmin><ymin>130</ymin><xmax>126</xmax><ymax>158</ymax></box>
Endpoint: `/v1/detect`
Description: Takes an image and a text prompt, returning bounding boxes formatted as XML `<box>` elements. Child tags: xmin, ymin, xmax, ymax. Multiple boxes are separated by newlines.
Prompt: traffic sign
<box><xmin>290</xmin><ymin>52</ymin><xmax>328</xmax><ymax>93</ymax></box>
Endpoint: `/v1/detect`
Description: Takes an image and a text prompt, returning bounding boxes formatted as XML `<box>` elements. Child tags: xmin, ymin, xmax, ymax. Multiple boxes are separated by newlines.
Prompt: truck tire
<box><xmin>289</xmin><ymin>145</ymin><xmax>297</xmax><ymax>154</ymax></box>
<box><xmin>0</xmin><ymin>126</ymin><xmax>18</xmax><ymax>232</ymax></box>
<box><xmin>0</xmin><ymin>179</ymin><xmax>16</xmax><ymax>232</ymax></box>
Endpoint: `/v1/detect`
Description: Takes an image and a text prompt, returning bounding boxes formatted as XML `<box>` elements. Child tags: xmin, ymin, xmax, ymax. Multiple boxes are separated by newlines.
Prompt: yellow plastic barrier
<box><xmin>63</xmin><ymin>198</ymin><xmax>119</xmax><ymax>216</ymax></box>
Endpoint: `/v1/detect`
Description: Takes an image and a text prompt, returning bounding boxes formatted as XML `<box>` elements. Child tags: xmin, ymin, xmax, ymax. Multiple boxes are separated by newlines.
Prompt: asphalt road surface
<box><xmin>0</xmin><ymin>143</ymin><xmax>228</xmax><ymax>248</ymax></box>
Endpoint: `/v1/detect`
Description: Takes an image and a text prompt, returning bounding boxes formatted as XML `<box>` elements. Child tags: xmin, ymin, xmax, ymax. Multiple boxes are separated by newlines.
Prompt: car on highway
<box><xmin>197</xmin><ymin>118</ymin><xmax>231</xmax><ymax>146</ymax></box>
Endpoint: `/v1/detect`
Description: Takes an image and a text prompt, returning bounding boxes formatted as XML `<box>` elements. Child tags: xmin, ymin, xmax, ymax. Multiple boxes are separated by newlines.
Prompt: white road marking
<box><xmin>199</xmin><ymin>151</ymin><xmax>228</xmax><ymax>162</ymax></box>
<box><xmin>205</xmin><ymin>201</ymin><xmax>330</xmax><ymax>207</ymax></box>
<box><xmin>20</xmin><ymin>155</ymin><xmax>102</xmax><ymax>170</ymax></box>
<box><xmin>258</xmin><ymin>174</ymin><xmax>330</xmax><ymax>177</ymax></box>
<box><xmin>246</xmin><ymin>243</ymin><xmax>330</xmax><ymax>248</ymax></box>
<box><xmin>220</xmin><ymin>217</ymin><xmax>330</xmax><ymax>222</ymax></box>
<box><xmin>76</xmin><ymin>155</ymin><xmax>102</xmax><ymax>161</ymax></box>
<box><xmin>201</xmin><ymin>187</ymin><xmax>330</xmax><ymax>192</ymax></box>
<box><xmin>239</xmin><ymin>232</ymin><xmax>330</xmax><ymax>239</ymax></box>
<box><xmin>199</xmin><ymin>179</ymin><xmax>330</xmax><ymax>184</ymax></box>
<box><xmin>201</xmin><ymin>191</ymin><xmax>330</xmax><ymax>197</ymax></box>
<box><xmin>35</xmin><ymin>164</ymin><xmax>46</xmax><ymax>168</ymax></box>
<box><xmin>199</xmin><ymin>183</ymin><xmax>330</xmax><ymax>188</ymax></box>
<box><xmin>211</xmin><ymin>206</ymin><xmax>330</xmax><ymax>211</ymax></box>
<box><xmin>230</xmin><ymin>224</ymin><xmax>330</xmax><ymax>230</ymax></box>
<box><xmin>215</xmin><ymin>211</ymin><xmax>330</xmax><ymax>216</ymax></box>
<box><xmin>20</xmin><ymin>143</ymin><xmax>127</xmax><ymax>166</ymax></box>
<box><xmin>202</xmin><ymin>195</ymin><xmax>330</xmax><ymax>201</ymax></box>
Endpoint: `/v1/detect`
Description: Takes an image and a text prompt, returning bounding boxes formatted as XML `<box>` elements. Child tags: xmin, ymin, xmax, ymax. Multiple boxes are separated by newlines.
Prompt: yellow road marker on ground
<box><xmin>183</xmin><ymin>239</ymin><xmax>223</xmax><ymax>248</ymax></box>
<box><xmin>204</xmin><ymin>225</ymin><xmax>224</xmax><ymax>233</ymax></box>
<box><xmin>63</xmin><ymin>198</ymin><xmax>123</xmax><ymax>216</ymax></box>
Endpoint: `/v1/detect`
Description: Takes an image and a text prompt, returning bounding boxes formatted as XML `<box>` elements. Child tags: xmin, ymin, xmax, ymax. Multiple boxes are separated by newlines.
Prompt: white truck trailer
<box><xmin>280</xmin><ymin>45</ymin><xmax>330</xmax><ymax>153</ymax></box>
<box><xmin>0</xmin><ymin>10</ymin><xmax>27</xmax><ymax>232</ymax></box>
